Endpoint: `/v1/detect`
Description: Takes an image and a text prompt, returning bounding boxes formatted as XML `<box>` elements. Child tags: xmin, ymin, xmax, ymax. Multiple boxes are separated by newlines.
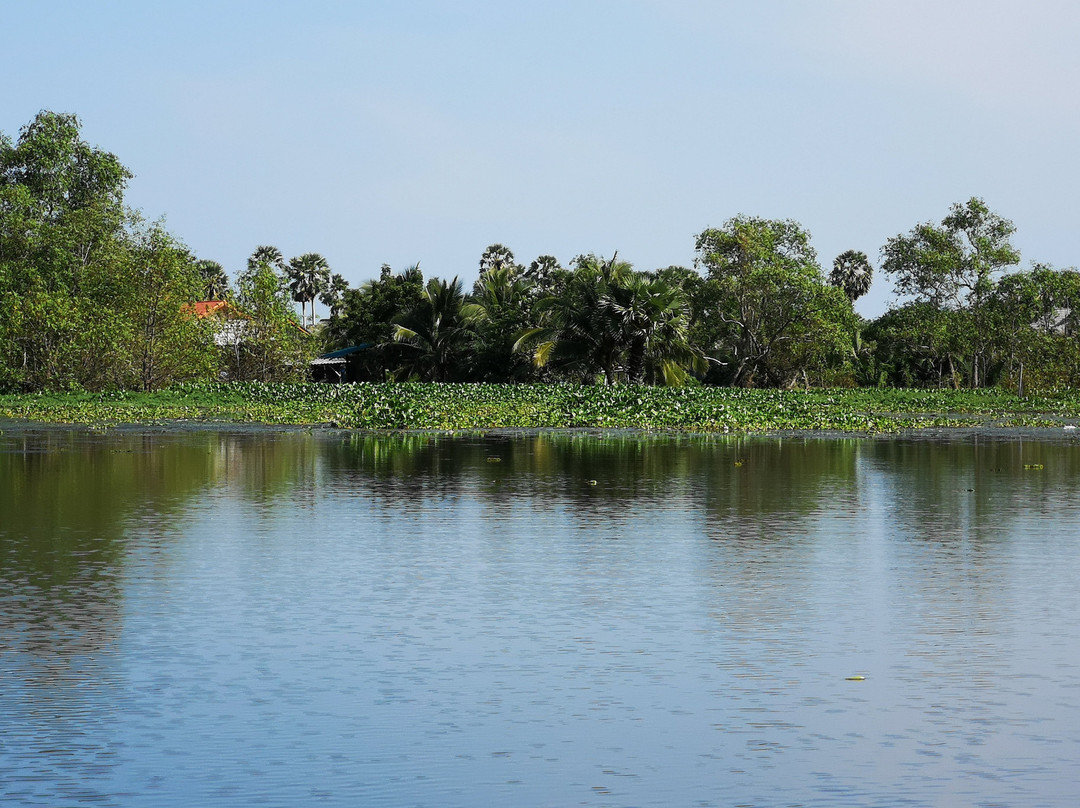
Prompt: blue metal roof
<box><xmin>318</xmin><ymin>344</ymin><xmax>372</xmax><ymax>360</ymax></box>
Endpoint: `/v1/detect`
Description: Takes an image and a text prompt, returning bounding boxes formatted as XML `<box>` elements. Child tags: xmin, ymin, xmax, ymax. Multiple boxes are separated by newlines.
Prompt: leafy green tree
<box><xmin>118</xmin><ymin>224</ymin><xmax>217</xmax><ymax>390</ymax></box>
<box><xmin>694</xmin><ymin>217</ymin><xmax>853</xmax><ymax>387</ymax></box>
<box><xmin>987</xmin><ymin>265</ymin><xmax>1080</xmax><ymax>391</ymax></box>
<box><xmin>0</xmin><ymin>111</ymin><xmax>133</xmax><ymax>390</ymax></box>
<box><xmin>865</xmin><ymin>303</ymin><xmax>968</xmax><ymax>388</ymax></box>
<box><xmin>393</xmin><ymin>276</ymin><xmax>480</xmax><ymax>381</ymax></box>
<box><xmin>882</xmin><ymin>198</ymin><xmax>1020</xmax><ymax>387</ymax></box>
<box><xmin>230</xmin><ymin>249</ymin><xmax>312</xmax><ymax>381</ymax></box>
<box><xmin>323</xmin><ymin>263</ymin><xmax>425</xmax><ymax>379</ymax></box>
<box><xmin>1</xmin><ymin>111</ymin><xmax>130</xmax><ymax>222</ymax></box>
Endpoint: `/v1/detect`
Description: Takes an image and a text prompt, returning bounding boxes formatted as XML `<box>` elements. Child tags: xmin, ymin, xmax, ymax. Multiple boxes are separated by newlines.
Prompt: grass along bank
<box><xmin>5</xmin><ymin>383</ymin><xmax>1080</xmax><ymax>433</ymax></box>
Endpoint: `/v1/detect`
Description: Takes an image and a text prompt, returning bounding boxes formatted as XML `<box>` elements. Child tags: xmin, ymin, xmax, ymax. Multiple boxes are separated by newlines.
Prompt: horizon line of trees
<box><xmin>4</xmin><ymin>110</ymin><xmax>1080</xmax><ymax>394</ymax></box>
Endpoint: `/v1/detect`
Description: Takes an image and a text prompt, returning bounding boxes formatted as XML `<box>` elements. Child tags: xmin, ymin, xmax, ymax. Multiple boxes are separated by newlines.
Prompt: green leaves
<box><xmin>694</xmin><ymin>217</ymin><xmax>853</xmax><ymax>387</ymax></box>
<box><xmin>6</xmin><ymin>383</ymin><xmax>1080</xmax><ymax>434</ymax></box>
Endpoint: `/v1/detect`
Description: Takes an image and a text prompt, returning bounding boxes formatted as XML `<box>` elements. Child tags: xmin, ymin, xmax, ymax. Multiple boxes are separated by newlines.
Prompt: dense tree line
<box><xmin>321</xmin><ymin>209</ymin><xmax>1080</xmax><ymax>393</ymax></box>
<box><xmin>0</xmin><ymin>112</ymin><xmax>312</xmax><ymax>390</ymax></box>
<box><xmin>4</xmin><ymin>110</ymin><xmax>1080</xmax><ymax>393</ymax></box>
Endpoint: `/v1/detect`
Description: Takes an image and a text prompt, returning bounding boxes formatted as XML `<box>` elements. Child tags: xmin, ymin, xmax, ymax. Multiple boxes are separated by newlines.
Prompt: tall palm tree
<box><xmin>474</xmin><ymin>244</ymin><xmax>520</xmax><ymax>297</ymax></box>
<box><xmin>829</xmin><ymin>249</ymin><xmax>874</xmax><ymax>302</ymax></box>
<box><xmin>287</xmin><ymin>253</ymin><xmax>330</xmax><ymax>327</ymax></box>
<box><xmin>194</xmin><ymin>259</ymin><xmax>229</xmax><ymax>300</ymax></box>
<box><xmin>248</xmin><ymin>245</ymin><xmax>285</xmax><ymax>274</ymax></box>
<box><xmin>479</xmin><ymin>243</ymin><xmax>517</xmax><ymax>275</ymax></box>
<box><xmin>319</xmin><ymin>272</ymin><xmax>350</xmax><ymax>318</ymax></box>
<box><xmin>392</xmin><ymin>276</ymin><xmax>481</xmax><ymax>381</ymax></box>
<box><xmin>600</xmin><ymin>274</ymin><xmax>704</xmax><ymax>385</ymax></box>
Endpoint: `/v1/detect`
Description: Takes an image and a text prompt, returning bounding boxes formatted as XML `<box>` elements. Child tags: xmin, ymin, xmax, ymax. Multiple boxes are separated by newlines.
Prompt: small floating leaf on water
<box><xmin>1024</xmin><ymin>464</ymin><xmax>1044</xmax><ymax>470</ymax></box>
<box><xmin>486</xmin><ymin>456</ymin><xmax>502</xmax><ymax>463</ymax></box>
<box><xmin>587</xmin><ymin>479</ymin><xmax>598</xmax><ymax>486</ymax></box>
<box><xmin>845</xmin><ymin>675</ymin><xmax>866</xmax><ymax>681</ymax></box>
<box><xmin>734</xmin><ymin>460</ymin><xmax>744</xmax><ymax>467</ymax></box>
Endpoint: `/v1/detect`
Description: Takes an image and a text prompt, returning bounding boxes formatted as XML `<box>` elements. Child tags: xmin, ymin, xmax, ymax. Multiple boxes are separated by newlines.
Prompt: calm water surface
<box><xmin>2</xmin><ymin>426</ymin><xmax>1080</xmax><ymax>807</ymax></box>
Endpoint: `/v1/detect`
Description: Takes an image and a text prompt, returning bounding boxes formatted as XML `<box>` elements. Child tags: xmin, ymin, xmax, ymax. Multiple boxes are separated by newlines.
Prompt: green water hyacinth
<box><xmin>5</xmin><ymin>383</ymin><xmax>1080</xmax><ymax>433</ymax></box>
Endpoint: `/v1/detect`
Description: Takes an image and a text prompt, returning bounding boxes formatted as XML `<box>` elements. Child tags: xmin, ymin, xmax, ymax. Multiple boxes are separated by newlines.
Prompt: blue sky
<box><xmin>3</xmin><ymin>0</ymin><xmax>1078</xmax><ymax>317</ymax></box>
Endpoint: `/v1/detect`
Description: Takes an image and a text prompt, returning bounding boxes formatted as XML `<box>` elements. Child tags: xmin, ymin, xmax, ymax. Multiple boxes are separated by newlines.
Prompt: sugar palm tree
<box><xmin>600</xmin><ymin>273</ymin><xmax>704</xmax><ymax>385</ymax></box>
<box><xmin>287</xmin><ymin>253</ymin><xmax>330</xmax><ymax>327</ymax></box>
<box><xmin>194</xmin><ymin>259</ymin><xmax>229</xmax><ymax>300</ymax></box>
<box><xmin>248</xmin><ymin>245</ymin><xmax>285</xmax><ymax>273</ymax></box>
<box><xmin>829</xmin><ymin>249</ymin><xmax>874</xmax><ymax>302</ymax></box>
<box><xmin>319</xmin><ymin>272</ymin><xmax>350</xmax><ymax>318</ymax></box>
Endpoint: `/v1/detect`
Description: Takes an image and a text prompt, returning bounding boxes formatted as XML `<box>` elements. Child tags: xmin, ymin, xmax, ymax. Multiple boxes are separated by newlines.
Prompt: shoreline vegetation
<box><xmin>5</xmin><ymin>383</ymin><xmax>1080</xmax><ymax>434</ymax></box>
<box><xmin>7</xmin><ymin>112</ymin><xmax>1080</xmax><ymax>401</ymax></box>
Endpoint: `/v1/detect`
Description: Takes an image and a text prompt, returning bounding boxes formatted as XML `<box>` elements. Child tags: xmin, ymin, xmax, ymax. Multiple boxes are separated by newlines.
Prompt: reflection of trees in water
<box><xmin>1</xmin><ymin>432</ymin><xmax>206</xmax><ymax>666</ymax></box>
<box><xmin>1</xmin><ymin>427</ymin><xmax>327</xmax><ymax>799</ymax></box>
<box><xmin>864</xmin><ymin>438</ymin><xmax>1080</xmax><ymax>688</ymax></box>
<box><xmin>695</xmin><ymin>440</ymin><xmax>863</xmax><ymax>649</ymax></box>
<box><xmin>0</xmin><ymin>429</ymin><xmax>320</xmax><ymax>680</ymax></box>
<box><xmin>324</xmin><ymin>431</ymin><xmax>748</xmax><ymax>510</ymax></box>
<box><xmin>869</xmin><ymin>437</ymin><xmax>1080</xmax><ymax>543</ymax></box>
<box><xmin>0</xmin><ymin>428</ymin><xmax>228</xmax><ymax>800</ymax></box>
<box><xmin>7</xmin><ymin>428</ymin><xmax>1078</xmax><ymax>705</ymax></box>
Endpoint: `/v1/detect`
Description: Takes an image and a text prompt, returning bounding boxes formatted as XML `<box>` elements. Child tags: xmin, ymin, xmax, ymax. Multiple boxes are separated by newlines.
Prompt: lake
<box><xmin>2</xmin><ymin>425</ymin><xmax>1080</xmax><ymax>807</ymax></box>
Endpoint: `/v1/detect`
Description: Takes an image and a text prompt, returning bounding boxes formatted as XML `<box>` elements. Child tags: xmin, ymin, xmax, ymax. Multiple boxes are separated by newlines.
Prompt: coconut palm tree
<box><xmin>516</xmin><ymin>255</ymin><xmax>703</xmax><ymax>385</ymax></box>
<box><xmin>515</xmin><ymin>254</ymin><xmax>632</xmax><ymax>384</ymax></box>
<box><xmin>468</xmin><ymin>265</ymin><xmax>537</xmax><ymax>381</ymax></box>
<box><xmin>392</xmin><ymin>276</ymin><xmax>481</xmax><ymax>381</ymax></box>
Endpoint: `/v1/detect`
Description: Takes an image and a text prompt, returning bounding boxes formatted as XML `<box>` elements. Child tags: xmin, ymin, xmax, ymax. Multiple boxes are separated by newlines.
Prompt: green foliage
<box><xmin>516</xmin><ymin>254</ymin><xmax>703</xmax><ymax>386</ymax></box>
<box><xmin>3</xmin><ymin>115</ymin><xmax>1078</xmax><ymax>398</ymax></box>
<box><xmin>829</xmin><ymin>249</ymin><xmax>874</xmax><ymax>302</ymax></box>
<box><xmin>0</xmin><ymin>111</ymin><xmax>219</xmax><ymax>392</ymax></box>
<box><xmin>229</xmin><ymin>253</ymin><xmax>313</xmax><ymax>382</ymax></box>
<box><xmin>194</xmin><ymin>259</ymin><xmax>229</xmax><ymax>300</ymax></box>
<box><xmin>286</xmin><ymin>252</ymin><xmax>330</xmax><ymax>327</ymax></box>
<box><xmin>865</xmin><ymin>302</ymin><xmax>966</xmax><ymax>388</ymax></box>
<box><xmin>881</xmin><ymin>198</ymin><xmax>1021</xmax><ymax>387</ymax></box>
<box><xmin>324</xmin><ymin>263</ymin><xmax>425</xmax><ymax>379</ymax></box>
<box><xmin>694</xmin><ymin>217</ymin><xmax>855</xmax><ymax>387</ymax></box>
<box><xmin>468</xmin><ymin>264</ymin><xmax>539</xmax><ymax>382</ymax></box>
<box><xmin>393</xmin><ymin>276</ymin><xmax>479</xmax><ymax>381</ymax></box>
<box><xmin>7</xmin><ymin>382</ymin><xmax>1080</xmax><ymax>434</ymax></box>
<box><xmin>116</xmin><ymin>223</ymin><xmax>218</xmax><ymax>391</ymax></box>
<box><xmin>986</xmin><ymin>265</ymin><xmax>1080</xmax><ymax>392</ymax></box>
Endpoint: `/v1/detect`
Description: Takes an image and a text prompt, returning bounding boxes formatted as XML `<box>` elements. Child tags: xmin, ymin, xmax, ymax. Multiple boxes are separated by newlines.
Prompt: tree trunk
<box><xmin>627</xmin><ymin>339</ymin><xmax>646</xmax><ymax>385</ymax></box>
